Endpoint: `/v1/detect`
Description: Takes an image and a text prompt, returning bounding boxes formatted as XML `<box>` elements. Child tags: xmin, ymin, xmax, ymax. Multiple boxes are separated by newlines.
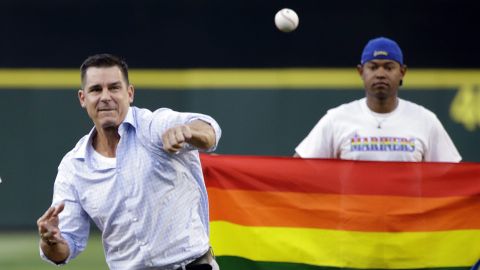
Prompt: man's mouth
<box><xmin>373</xmin><ymin>82</ymin><xmax>389</xmax><ymax>87</ymax></box>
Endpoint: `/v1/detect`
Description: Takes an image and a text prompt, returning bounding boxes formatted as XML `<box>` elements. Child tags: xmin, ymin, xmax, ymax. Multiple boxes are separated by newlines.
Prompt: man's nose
<box><xmin>100</xmin><ymin>88</ymin><xmax>111</xmax><ymax>100</ymax></box>
<box><xmin>375</xmin><ymin>67</ymin><xmax>387</xmax><ymax>77</ymax></box>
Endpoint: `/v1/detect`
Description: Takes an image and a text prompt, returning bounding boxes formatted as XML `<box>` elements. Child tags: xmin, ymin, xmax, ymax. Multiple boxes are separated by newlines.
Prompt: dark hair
<box><xmin>80</xmin><ymin>53</ymin><xmax>129</xmax><ymax>87</ymax></box>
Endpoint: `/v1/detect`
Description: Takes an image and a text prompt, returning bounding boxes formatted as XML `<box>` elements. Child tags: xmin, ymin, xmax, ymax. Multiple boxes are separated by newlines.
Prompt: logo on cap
<box><xmin>373</xmin><ymin>50</ymin><xmax>388</xmax><ymax>57</ymax></box>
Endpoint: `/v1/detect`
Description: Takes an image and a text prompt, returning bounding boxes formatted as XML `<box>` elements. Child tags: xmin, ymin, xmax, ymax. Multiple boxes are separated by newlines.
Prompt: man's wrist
<box><xmin>42</xmin><ymin>238</ymin><xmax>58</xmax><ymax>246</ymax></box>
<box><xmin>40</xmin><ymin>232</ymin><xmax>59</xmax><ymax>247</ymax></box>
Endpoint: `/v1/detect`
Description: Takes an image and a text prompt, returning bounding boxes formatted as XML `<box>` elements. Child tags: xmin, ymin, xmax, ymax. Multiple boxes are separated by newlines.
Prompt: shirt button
<box><xmin>132</xmin><ymin>217</ymin><xmax>138</xmax><ymax>222</ymax></box>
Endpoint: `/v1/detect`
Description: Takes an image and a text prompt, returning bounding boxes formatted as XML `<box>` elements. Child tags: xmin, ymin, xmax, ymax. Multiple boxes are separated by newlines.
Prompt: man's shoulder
<box><xmin>131</xmin><ymin>106</ymin><xmax>153</xmax><ymax>120</ymax></box>
<box><xmin>65</xmin><ymin>134</ymin><xmax>89</xmax><ymax>158</ymax></box>
<box><xmin>131</xmin><ymin>106</ymin><xmax>175</xmax><ymax>122</ymax></box>
<box><xmin>399</xmin><ymin>98</ymin><xmax>437</xmax><ymax>118</ymax></box>
<box><xmin>57</xmin><ymin>133</ymin><xmax>90</xmax><ymax>172</ymax></box>
<box><xmin>130</xmin><ymin>106</ymin><xmax>182</xmax><ymax>141</ymax></box>
<box><xmin>327</xmin><ymin>98</ymin><xmax>364</xmax><ymax>115</ymax></box>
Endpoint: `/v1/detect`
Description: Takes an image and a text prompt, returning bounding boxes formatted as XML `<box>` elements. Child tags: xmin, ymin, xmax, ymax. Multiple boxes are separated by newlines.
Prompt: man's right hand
<box><xmin>37</xmin><ymin>203</ymin><xmax>70</xmax><ymax>263</ymax></box>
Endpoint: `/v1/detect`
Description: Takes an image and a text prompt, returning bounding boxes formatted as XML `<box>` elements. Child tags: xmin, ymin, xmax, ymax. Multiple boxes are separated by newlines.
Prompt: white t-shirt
<box><xmin>295</xmin><ymin>98</ymin><xmax>461</xmax><ymax>162</ymax></box>
<box><xmin>91</xmin><ymin>147</ymin><xmax>116</xmax><ymax>169</ymax></box>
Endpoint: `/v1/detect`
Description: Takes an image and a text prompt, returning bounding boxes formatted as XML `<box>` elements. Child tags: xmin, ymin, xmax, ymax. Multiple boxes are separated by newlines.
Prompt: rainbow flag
<box><xmin>201</xmin><ymin>154</ymin><xmax>480</xmax><ymax>270</ymax></box>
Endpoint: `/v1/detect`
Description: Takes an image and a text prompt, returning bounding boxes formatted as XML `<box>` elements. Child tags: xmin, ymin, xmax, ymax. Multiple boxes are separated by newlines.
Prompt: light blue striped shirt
<box><xmin>42</xmin><ymin>106</ymin><xmax>221</xmax><ymax>270</ymax></box>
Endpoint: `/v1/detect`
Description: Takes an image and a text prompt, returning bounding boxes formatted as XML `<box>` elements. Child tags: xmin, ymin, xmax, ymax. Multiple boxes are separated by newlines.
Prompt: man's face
<box><xmin>357</xmin><ymin>59</ymin><xmax>407</xmax><ymax>101</ymax></box>
<box><xmin>78</xmin><ymin>66</ymin><xmax>134</xmax><ymax>129</ymax></box>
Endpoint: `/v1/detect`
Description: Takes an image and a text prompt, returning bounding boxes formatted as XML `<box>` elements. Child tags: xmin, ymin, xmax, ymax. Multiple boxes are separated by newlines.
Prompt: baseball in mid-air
<box><xmin>274</xmin><ymin>8</ymin><xmax>299</xmax><ymax>33</ymax></box>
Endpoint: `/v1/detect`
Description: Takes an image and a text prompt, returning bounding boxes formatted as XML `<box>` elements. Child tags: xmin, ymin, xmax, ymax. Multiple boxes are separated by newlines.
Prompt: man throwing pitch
<box><xmin>37</xmin><ymin>54</ymin><xmax>221</xmax><ymax>269</ymax></box>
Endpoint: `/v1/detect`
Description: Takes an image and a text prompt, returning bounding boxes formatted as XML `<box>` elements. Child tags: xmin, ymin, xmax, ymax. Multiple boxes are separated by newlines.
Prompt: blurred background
<box><xmin>0</xmin><ymin>0</ymin><xmax>479</xmax><ymax>268</ymax></box>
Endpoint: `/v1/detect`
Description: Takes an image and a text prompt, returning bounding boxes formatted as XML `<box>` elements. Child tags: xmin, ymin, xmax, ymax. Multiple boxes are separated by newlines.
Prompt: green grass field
<box><xmin>0</xmin><ymin>231</ymin><xmax>108</xmax><ymax>269</ymax></box>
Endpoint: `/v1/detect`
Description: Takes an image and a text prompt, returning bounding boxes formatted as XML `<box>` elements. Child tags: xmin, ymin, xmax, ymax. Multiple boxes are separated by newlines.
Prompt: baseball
<box><xmin>274</xmin><ymin>8</ymin><xmax>299</xmax><ymax>33</ymax></box>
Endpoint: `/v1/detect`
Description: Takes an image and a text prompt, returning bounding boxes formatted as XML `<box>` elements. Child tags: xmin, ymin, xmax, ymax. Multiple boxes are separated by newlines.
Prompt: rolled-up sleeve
<box><xmin>186</xmin><ymin>114</ymin><xmax>221</xmax><ymax>152</ymax></box>
<box><xmin>150</xmin><ymin>108</ymin><xmax>222</xmax><ymax>152</ymax></box>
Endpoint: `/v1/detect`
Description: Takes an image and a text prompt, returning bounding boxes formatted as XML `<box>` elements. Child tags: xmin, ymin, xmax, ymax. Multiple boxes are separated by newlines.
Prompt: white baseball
<box><xmin>274</xmin><ymin>8</ymin><xmax>299</xmax><ymax>33</ymax></box>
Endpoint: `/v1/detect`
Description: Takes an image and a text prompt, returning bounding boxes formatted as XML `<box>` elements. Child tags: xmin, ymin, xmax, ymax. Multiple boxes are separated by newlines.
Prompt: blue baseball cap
<box><xmin>360</xmin><ymin>37</ymin><xmax>404</xmax><ymax>65</ymax></box>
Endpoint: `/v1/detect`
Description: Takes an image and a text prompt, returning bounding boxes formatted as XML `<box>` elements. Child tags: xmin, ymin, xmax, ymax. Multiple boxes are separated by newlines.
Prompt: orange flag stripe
<box><xmin>208</xmin><ymin>188</ymin><xmax>480</xmax><ymax>232</ymax></box>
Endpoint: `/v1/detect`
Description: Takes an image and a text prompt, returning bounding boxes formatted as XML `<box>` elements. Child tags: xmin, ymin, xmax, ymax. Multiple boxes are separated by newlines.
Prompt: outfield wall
<box><xmin>0</xmin><ymin>69</ymin><xmax>479</xmax><ymax>228</ymax></box>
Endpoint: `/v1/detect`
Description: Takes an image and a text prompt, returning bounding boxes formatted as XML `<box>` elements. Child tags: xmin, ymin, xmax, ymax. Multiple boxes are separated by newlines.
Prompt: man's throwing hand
<box><xmin>37</xmin><ymin>203</ymin><xmax>67</xmax><ymax>246</ymax></box>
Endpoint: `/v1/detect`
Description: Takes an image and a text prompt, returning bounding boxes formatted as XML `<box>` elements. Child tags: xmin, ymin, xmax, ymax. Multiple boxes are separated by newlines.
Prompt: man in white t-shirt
<box><xmin>294</xmin><ymin>37</ymin><xmax>461</xmax><ymax>162</ymax></box>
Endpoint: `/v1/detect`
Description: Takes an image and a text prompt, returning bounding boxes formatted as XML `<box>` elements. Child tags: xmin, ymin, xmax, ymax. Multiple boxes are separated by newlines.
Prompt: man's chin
<box><xmin>370</xmin><ymin>88</ymin><xmax>389</xmax><ymax>97</ymax></box>
<box><xmin>367</xmin><ymin>91</ymin><xmax>388</xmax><ymax>101</ymax></box>
<box><xmin>375</xmin><ymin>93</ymin><xmax>389</xmax><ymax>100</ymax></box>
<box><xmin>98</xmin><ymin>120</ymin><xmax>119</xmax><ymax>129</ymax></box>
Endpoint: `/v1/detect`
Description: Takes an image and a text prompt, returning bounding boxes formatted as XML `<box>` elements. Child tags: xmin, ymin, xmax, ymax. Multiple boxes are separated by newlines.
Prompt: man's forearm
<box><xmin>187</xmin><ymin>120</ymin><xmax>216</xmax><ymax>150</ymax></box>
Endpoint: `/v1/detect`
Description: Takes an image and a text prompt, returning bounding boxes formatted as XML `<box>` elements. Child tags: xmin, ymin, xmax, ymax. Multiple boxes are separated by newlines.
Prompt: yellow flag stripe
<box><xmin>0</xmin><ymin>68</ymin><xmax>480</xmax><ymax>89</ymax></box>
<box><xmin>210</xmin><ymin>221</ymin><xmax>480</xmax><ymax>269</ymax></box>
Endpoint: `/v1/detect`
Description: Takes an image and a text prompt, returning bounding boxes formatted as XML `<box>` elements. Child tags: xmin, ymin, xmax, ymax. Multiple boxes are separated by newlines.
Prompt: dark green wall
<box><xmin>0</xmin><ymin>88</ymin><xmax>477</xmax><ymax>228</ymax></box>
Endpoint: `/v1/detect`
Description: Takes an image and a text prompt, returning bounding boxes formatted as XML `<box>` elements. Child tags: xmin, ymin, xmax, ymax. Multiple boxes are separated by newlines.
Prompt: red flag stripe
<box><xmin>201</xmin><ymin>154</ymin><xmax>480</xmax><ymax>197</ymax></box>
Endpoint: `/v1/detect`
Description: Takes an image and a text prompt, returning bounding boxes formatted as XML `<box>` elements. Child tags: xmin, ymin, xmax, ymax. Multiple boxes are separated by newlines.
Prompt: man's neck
<box><xmin>93</xmin><ymin>127</ymin><xmax>120</xmax><ymax>158</ymax></box>
<box><xmin>367</xmin><ymin>96</ymin><xmax>399</xmax><ymax>113</ymax></box>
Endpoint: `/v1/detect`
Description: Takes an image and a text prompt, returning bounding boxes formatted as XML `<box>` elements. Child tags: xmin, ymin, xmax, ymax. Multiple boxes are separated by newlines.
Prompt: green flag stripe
<box><xmin>216</xmin><ymin>256</ymin><xmax>471</xmax><ymax>270</ymax></box>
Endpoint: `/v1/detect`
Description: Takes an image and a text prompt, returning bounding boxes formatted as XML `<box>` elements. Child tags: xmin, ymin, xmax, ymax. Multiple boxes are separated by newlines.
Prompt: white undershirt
<box><xmin>91</xmin><ymin>148</ymin><xmax>117</xmax><ymax>168</ymax></box>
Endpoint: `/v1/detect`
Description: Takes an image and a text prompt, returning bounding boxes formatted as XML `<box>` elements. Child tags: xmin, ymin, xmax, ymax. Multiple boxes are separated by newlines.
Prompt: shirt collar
<box><xmin>122</xmin><ymin>106</ymin><xmax>136</xmax><ymax>130</ymax></box>
<box><xmin>73</xmin><ymin>107</ymin><xmax>136</xmax><ymax>159</ymax></box>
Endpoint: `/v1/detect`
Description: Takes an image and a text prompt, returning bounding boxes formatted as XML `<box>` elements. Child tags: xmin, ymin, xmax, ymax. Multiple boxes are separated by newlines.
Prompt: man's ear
<box><xmin>128</xmin><ymin>84</ymin><xmax>135</xmax><ymax>104</ymax></box>
<box><xmin>78</xmin><ymin>89</ymin><xmax>86</xmax><ymax>108</ymax></box>
<box><xmin>400</xmin><ymin>64</ymin><xmax>408</xmax><ymax>77</ymax></box>
<box><xmin>356</xmin><ymin>64</ymin><xmax>363</xmax><ymax>76</ymax></box>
